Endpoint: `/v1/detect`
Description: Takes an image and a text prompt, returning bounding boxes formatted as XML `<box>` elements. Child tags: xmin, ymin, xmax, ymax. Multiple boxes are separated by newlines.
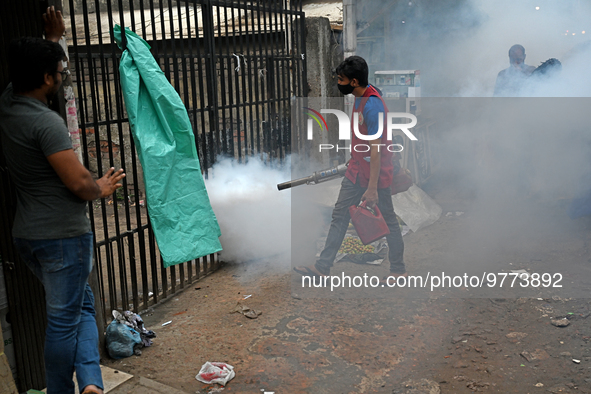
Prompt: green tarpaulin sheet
<box><xmin>113</xmin><ymin>25</ymin><xmax>222</xmax><ymax>267</ymax></box>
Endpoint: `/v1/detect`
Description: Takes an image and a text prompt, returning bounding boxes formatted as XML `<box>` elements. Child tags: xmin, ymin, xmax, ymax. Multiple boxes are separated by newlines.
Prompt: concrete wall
<box><xmin>305</xmin><ymin>17</ymin><xmax>345</xmax><ymax>166</ymax></box>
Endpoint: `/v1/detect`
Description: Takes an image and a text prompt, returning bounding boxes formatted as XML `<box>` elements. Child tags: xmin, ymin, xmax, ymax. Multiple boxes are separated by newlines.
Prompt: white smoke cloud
<box><xmin>368</xmin><ymin>0</ymin><xmax>591</xmax><ymax>97</ymax></box>
<box><xmin>205</xmin><ymin>156</ymin><xmax>292</xmax><ymax>263</ymax></box>
<box><xmin>204</xmin><ymin>155</ymin><xmax>340</xmax><ymax>269</ymax></box>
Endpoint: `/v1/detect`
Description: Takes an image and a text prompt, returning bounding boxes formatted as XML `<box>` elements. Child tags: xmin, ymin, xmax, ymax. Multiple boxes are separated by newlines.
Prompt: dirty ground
<box><xmin>102</xmin><ymin>185</ymin><xmax>591</xmax><ymax>394</ymax></box>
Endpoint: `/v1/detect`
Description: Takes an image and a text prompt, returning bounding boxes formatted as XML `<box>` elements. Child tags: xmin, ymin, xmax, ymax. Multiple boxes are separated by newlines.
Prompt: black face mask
<box><xmin>338</xmin><ymin>82</ymin><xmax>355</xmax><ymax>95</ymax></box>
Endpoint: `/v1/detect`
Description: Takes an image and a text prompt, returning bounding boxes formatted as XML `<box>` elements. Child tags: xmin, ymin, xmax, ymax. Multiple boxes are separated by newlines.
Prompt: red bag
<box><xmin>391</xmin><ymin>168</ymin><xmax>413</xmax><ymax>195</ymax></box>
<box><xmin>349</xmin><ymin>201</ymin><xmax>390</xmax><ymax>245</ymax></box>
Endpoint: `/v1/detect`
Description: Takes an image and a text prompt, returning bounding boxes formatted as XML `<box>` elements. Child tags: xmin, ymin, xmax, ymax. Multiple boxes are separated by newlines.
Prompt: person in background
<box><xmin>0</xmin><ymin>7</ymin><xmax>125</xmax><ymax>394</ymax></box>
<box><xmin>494</xmin><ymin>44</ymin><xmax>536</xmax><ymax>97</ymax></box>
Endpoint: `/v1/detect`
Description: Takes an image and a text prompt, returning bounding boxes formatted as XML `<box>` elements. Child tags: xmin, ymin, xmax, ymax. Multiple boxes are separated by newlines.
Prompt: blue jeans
<box><xmin>14</xmin><ymin>232</ymin><xmax>103</xmax><ymax>394</ymax></box>
<box><xmin>316</xmin><ymin>177</ymin><xmax>405</xmax><ymax>275</ymax></box>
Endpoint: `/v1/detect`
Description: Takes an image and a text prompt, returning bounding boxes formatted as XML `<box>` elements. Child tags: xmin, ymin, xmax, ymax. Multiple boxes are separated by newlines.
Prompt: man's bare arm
<box><xmin>47</xmin><ymin>149</ymin><xmax>125</xmax><ymax>201</ymax></box>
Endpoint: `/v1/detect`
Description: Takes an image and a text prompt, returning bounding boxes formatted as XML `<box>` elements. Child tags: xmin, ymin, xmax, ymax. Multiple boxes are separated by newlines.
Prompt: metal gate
<box><xmin>66</xmin><ymin>0</ymin><xmax>307</xmax><ymax>323</ymax></box>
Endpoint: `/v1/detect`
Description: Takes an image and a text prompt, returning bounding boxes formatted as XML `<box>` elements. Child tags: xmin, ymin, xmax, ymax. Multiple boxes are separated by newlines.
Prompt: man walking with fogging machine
<box><xmin>0</xmin><ymin>7</ymin><xmax>125</xmax><ymax>394</ymax></box>
<box><xmin>293</xmin><ymin>56</ymin><xmax>406</xmax><ymax>283</ymax></box>
<box><xmin>494</xmin><ymin>44</ymin><xmax>536</xmax><ymax>97</ymax></box>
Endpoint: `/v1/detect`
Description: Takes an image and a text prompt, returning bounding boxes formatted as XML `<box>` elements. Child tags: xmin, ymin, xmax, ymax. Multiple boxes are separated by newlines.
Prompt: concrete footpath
<box><xmin>62</xmin><ymin>365</ymin><xmax>188</xmax><ymax>394</ymax></box>
<box><xmin>106</xmin><ymin>375</ymin><xmax>188</xmax><ymax>394</ymax></box>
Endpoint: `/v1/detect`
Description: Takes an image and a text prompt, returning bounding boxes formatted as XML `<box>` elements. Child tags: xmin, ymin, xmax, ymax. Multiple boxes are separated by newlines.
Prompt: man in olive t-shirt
<box><xmin>0</xmin><ymin>7</ymin><xmax>124</xmax><ymax>394</ymax></box>
<box><xmin>1</xmin><ymin>83</ymin><xmax>91</xmax><ymax>240</ymax></box>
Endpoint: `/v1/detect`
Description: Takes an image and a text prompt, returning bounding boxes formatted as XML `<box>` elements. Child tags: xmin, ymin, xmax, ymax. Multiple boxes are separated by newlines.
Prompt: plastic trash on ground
<box><xmin>112</xmin><ymin>310</ymin><xmax>157</xmax><ymax>347</ymax></box>
<box><xmin>391</xmin><ymin>185</ymin><xmax>442</xmax><ymax>232</ymax></box>
<box><xmin>195</xmin><ymin>362</ymin><xmax>236</xmax><ymax>385</ymax></box>
<box><xmin>105</xmin><ymin>319</ymin><xmax>142</xmax><ymax>359</ymax></box>
<box><xmin>230</xmin><ymin>302</ymin><xmax>262</xmax><ymax>319</ymax></box>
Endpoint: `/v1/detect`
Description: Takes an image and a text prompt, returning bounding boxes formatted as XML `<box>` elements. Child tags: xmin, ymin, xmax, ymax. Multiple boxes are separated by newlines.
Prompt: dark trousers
<box><xmin>315</xmin><ymin>177</ymin><xmax>405</xmax><ymax>274</ymax></box>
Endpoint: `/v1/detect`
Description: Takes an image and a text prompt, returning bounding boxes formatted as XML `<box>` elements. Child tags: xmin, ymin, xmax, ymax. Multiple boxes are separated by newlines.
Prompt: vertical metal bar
<box><xmin>209</xmin><ymin>253</ymin><xmax>216</xmax><ymax>273</ymax></box>
<box><xmin>146</xmin><ymin>9</ymin><xmax>161</xmax><ymax>305</ymax></box>
<box><xmin>177</xmin><ymin>0</ymin><xmax>190</xmax><ymax>118</ymax></box>
<box><xmin>192</xmin><ymin>2</ymin><xmax>212</xmax><ymax>176</ymax></box>
<box><xmin>202</xmin><ymin>0</ymin><xmax>220</xmax><ymax>166</ymax></box>
<box><xmin>272</xmin><ymin>0</ymin><xmax>283</xmax><ymax>161</ymax></box>
<box><xmin>187</xmin><ymin>258</ymin><xmax>193</xmax><ymax>284</ymax></box>
<box><xmin>214</xmin><ymin>1</ymin><xmax>229</xmax><ymax>157</ymax></box>
<box><xmin>237</xmin><ymin>3</ymin><xmax>255</xmax><ymax>160</ymax></box>
<box><xmin>95</xmin><ymin>246</ymin><xmax>107</xmax><ymax>320</ymax></box>
<box><xmin>242</xmin><ymin>2</ymin><xmax>257</xmax><ymax>158</ymax></box>
<box><xmin>293</xmin><ymin>0</ymin><xmax>302</xmax><ymax>98</ymax></box>
<box><xmin>103</xmin><ymin>244</ymin><xmax>117</xmax><ymax>312</ymax></box>
<box><xmin>277</xmin><ymin>0</ymin><xmax>290</xmax><ymax>161</ymax></box>
<box><xmin>236</xmin><ymin>3</ymin><xmax>248</xmax><ymax>157</ymax></box>
<box><xmin>223</xmin><ymin>4</ymin><xmax>237</xmax><ymax>161</ymax></box>
<box><xmin>159</xmin><ymin>250</ymin><xmax>168</xmax><ymax>298</ymax></box>
<box><xmin>299</xmin><ymin>0</ymin><xmax>308</xmax><ymax>98</ymax></box>
<box><xmin>148</xmin><ymin>219</ymin><xmax>160</xmax><ymax>303</ymax></box>
<box><xmin>129</xmin><ymin>0</ymin><xmax>137</xmax><ymax>33</ymax></box>
<box><xmin>159</xmin><ymin>0</ymin><xmax>171</xmax><ymax>79</ymax></box>
<box><xmin>175</xmin><ymin>0</ymin><xmax>194</xmax><ymax>287</ymax></box>
<box><xmin>148</xmin><ymin>0</ymin><xmax>159</xmax><ymax>55</ymax></box>
<box><xmin>114</xmin><ymin>240</ymin><xmax>129</xmax><ymax>310</ymax></box>
<box><xmin>257</xmin><ymin>3</ymin><xmax>272</xmax><ymax>163</ymax></box>
<box><xmin>179</xmin><ymin>263</ymin><xmax>185</xmax><ymax>289</ymax></box>
<box><xmin>170</xmin><ymin>261</ymin><xmax>177</xmax><ymax>294</ymax></box>
<box><xmin>167</xmin><ymin>0</ymin><xmax>181</xmax><ymax>93</ymax></box>
<box><xmin>139</xmin><ymin>0</ymin><xmax>148</xmax><ymax>40</ymax></box>
<box><xmin>184</xmin><ymin>0</ymin><xmax>196</xmax><ymax>129</ymax></box>
<box><xmin>260</xmin><ymin>0</ymin><xmax>273</xmax><ymax>146</ymax></box>
<box><xmin>232</xmin><ymin>3</ymin><xmax>248</xmax><ymax>161</ymax></box>
<box><xmin>230</xmin><ymin>3</ymin><xmax>241</xmax><ymax>162</ymax></box>
<box><xmin>252</xmin><ymin>1</ymin><xmax>264</xmax><ymax>155</ymax></box>
<box><xmin>260</xmin><ymin>0</ymin><xmax>274</xmax><ymax>161</ymax></box>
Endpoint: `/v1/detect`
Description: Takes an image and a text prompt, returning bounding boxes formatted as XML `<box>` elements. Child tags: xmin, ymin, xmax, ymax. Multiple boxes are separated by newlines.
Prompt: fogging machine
<box><xmin>277</xmin><ymin>163</ymin><xmax>347</xmax><ymax>191</ymax></box>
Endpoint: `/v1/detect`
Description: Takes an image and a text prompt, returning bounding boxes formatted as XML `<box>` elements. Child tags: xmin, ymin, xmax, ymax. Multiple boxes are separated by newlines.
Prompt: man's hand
<box><xmin>47</xmin><ymin>149</ymin><xmax>125</xmax><ymax>201</ymax></box>
<box><xmin>361</xmin><ymin>187</ymin><xmax>379</xmax><ymax>207</ymax></box>
<box><xmin>96</xmin><ymin>168</ymin><xmax>126</xmax><ymax>198</ymax></box>
<box><xmin>43</xmin><ymin>6</ymin><xmax>65</xmax><ymax>42</ymax></box>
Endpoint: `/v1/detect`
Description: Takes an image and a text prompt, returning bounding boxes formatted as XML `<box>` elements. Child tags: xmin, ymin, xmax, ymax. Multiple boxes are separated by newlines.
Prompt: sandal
<box><xmin>293</xmin><ymin>265</ymin><xmax>329</xmax><ymax>278</ymax></box>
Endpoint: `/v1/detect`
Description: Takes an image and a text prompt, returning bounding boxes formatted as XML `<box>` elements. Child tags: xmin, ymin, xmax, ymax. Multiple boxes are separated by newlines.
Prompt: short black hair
<box><xmin>509</xmin><ymin>44</ymin><xmax>526</xmax><ymax>58</ymax></box>
<box><xmin>8</xmin><ymin>37</ymin><xmax>65</xmax><ymax>93</ymax></box>
<box><xmin>335</xmin><ymin>56</ymin><xmax>369</xmax><ymax>86</ymax></box>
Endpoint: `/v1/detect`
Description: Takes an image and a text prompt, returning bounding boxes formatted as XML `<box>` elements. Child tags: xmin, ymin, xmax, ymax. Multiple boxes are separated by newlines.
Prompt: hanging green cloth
<box><xmin>113</xmin><ymin>25</ymin><xmax>222</xmax><ymax>267</ymax></box>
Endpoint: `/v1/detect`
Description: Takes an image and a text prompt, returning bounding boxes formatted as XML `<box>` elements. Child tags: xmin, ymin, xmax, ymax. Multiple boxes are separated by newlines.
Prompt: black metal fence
<box><xmin>66</xmin><ymin>0</ymin><xmax>307</xmax><ymax>323</ymax></box>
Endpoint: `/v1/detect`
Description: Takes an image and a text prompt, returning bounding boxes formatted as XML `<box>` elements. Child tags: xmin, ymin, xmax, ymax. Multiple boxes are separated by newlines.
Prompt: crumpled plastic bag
<box><xmin>106</xmin><ymin>319</ymin><xmax>142</xmax><ymax>359</ymax></box>
<box><xmin>112</xmin><ymin>310</ymin><xmax>156</xmax><ymax>347</ymax></box>
<box><xmin>230</xmin><ymin>302</ymin><xmax>262</xmax><ymax>319</ymax></box>
<box><xmin>195</xmin><ymin>362</ymin><xmax>235</xmax><ymax>385</ymax></box>
<box><xmin>391</xmin><ymin>185</ymin><xmax>442</xmax><ymax>232</ymax></box>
